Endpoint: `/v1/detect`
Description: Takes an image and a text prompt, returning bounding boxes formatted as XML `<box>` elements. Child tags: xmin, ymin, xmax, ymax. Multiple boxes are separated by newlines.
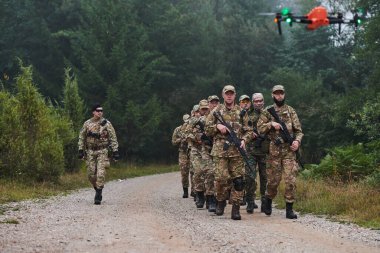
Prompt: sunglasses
<box><xmin>95</xmin><ymin>109</ymin><xmax>103</xmax><ymax>112</ymax></box>
<box><xmin>240</xmin><ymin>100</ymin><xmax>250</xmax><ymax>104</ymax></box>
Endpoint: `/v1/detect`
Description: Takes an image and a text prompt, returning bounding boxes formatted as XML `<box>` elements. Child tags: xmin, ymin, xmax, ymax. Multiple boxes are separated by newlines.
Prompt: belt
<box><xmin>88</xmin><ymin>145</ymin><xmax>108</xmax><ymax>151</ymax></box>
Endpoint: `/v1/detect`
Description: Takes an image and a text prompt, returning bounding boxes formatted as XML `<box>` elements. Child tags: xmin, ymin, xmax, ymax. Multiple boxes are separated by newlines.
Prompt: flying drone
<box><xmin>262</xmin><ymin>6</ymin><xmax>364</xmax><ymax>35</ymax></box>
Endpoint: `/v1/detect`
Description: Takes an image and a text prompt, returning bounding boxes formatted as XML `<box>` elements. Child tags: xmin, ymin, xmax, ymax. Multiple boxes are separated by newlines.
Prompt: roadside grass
<box><xmin>274</xmin><ymin>178</ymin><xmax>380</xmax><ymax>229</ymax></box>
<box><xmin>0</xmin><ymin>163</ymin><xmax>178</xmax><ymax>205</ymax></box>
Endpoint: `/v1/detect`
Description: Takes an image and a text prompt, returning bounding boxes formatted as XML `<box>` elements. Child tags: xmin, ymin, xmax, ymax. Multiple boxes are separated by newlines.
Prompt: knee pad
<box><xmin>233</xmin><ymin>177</ymin><xmax>245</xmax><ymax>191</ymax></box>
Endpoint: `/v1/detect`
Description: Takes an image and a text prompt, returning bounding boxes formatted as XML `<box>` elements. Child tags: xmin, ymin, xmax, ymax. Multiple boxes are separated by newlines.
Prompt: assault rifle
<box><xmin>253</xmin><ymin>127</ymin><xmax>267</xmax><ymax>148</ymax></box>
<box><xmin>194</xmin><ymin>119</ymin><xmax>213</xmax><ymax>146</ymax></box>
<box><xmin>267</xmin><ymin>107</ymin><xmax>304</xmax><ymax>168</ymax></box>
<box><xmin>213</xmin><ymin>111</ymin><xmax>253</xmax><ymax>172</ymax></box>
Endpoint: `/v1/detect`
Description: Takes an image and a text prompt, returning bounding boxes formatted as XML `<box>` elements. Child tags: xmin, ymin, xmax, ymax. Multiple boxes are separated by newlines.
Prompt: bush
<box><xmin>0</xmin><ymin>64</ymin><xmax>73</xmax><ymax>182</ymax></box>
<box><xmin>305</xmin><ymin>142</ymin><xmax>379</xmax><ymax>182</ymax></box>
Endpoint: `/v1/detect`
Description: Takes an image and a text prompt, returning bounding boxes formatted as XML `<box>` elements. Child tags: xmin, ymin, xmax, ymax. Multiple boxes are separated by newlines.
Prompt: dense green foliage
<box><xmin>0</xmin><ymin>64</ymin><xmax>74</xmax><ymax>182</ymax></box>
<box><xmin>0</xmin><ymin>0</ymin><xmax>379</xmax><ymax>182</ymax></box>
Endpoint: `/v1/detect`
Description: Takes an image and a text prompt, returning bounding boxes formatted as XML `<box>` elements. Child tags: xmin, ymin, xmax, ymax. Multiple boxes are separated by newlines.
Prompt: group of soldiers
<box><xmin>172</xmin><ymin>84</ymin><xmax>303</xmax><ymax>220</ymax></box>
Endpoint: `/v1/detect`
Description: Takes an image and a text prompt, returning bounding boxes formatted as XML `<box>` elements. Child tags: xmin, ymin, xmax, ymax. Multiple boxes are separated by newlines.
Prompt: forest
<box><xmin>0</xmin><ymin>0</ymin><xmax>379</xmax><ymax>184</ymax></box>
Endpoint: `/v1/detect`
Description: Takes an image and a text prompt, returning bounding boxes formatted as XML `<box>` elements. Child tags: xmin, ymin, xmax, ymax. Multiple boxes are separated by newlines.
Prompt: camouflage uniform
<box><xmin>78</xmin><ymin>117</ymin><xmax>118</xmax><ymax>190</ymax></box>
<box><xmin>186</xmin><ymin>115</ymin><xmax>209</xmax><ymax>207</ymax></box>
<box><xmin>242</xmin><ymin>107</ymin><xmax>269</xmax><ymax>212</ymax></box>
<box><xmin>186</xmin><ymin>105</ymin><xmax>201</xmax><ymax>201</ymax></box>
<box><xmin>257</xmin><ymin>85</ymin><xmax>303</xmax><ymax>219</ymax></box>
<box><xmin>205</xmin><ymin>87</ymin><xmax>252</xmax><ymax>219</ymax></box>
<box><xmin>171</xmin><ymin>115</ymin><xmax>191</xmax><ymax>197</ymax></box>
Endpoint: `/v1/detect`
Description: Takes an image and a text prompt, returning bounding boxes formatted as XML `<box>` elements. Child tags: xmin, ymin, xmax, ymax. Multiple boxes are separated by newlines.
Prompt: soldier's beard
<box><xmin>273</xmin><ymin>97</ymin><xmax>285</xmax><ymax>107</ymax></box>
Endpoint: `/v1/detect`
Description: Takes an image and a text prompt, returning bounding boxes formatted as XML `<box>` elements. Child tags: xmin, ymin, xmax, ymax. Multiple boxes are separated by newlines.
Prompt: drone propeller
<box><xmin>258</xmin><ymin>12</ymin><xmax>276</xmax><ymax>16</ymax></box>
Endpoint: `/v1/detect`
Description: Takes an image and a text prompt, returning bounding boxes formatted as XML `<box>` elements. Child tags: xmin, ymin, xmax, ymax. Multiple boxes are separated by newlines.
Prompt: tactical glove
<box><xmin>78</xmin><ymin>150</ymin><xmax>84</xmax><ymax>159</ymax></box>
<box><xmin>112</xmin><ymin>151</ymin><xmax>120</xmax><ymax>161</ymax></box>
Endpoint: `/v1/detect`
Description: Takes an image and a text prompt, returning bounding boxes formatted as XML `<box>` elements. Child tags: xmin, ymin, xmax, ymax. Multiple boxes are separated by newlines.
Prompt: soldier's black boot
<box><xmin>286</xmin><ymin>202</ymin><xmax>297</xmax><ymax>219</ymax></box>
<box><xmin>191</xmin><ymin>191</ymin><xmax>196</xmax><ymax>201</ymax></box>
<box><xmin>215</xmin><ymin>200</ymin><xmax>226</xmax><ymax>216</ymax></box>
<box><xmin>94</xmin><ymin>188</ymin><xmax>102</xmax><ymax>205</ymax></box>
<box><xmin>208</xmin><ymin>195</ymin><xmax>216</xmax><ymax>213</ymax></box>
<box><xmin>231</xmin><ymin>203</ymin><xmax>241</xmax><ymax>220</ymax></box>
<box><xmin>182</xmin><ymin>187</ymin><xmax>189</xmax><ymax>198</ymax></box>
<box><xmin>195</xmin><ymin>191</ymin><xmax>205</xmax><ymax>208</ymax></box>
<box><xmin>246</xmin><ymin>201</ymin><xmax>254</xmax><ymax>214</ymax></box>
<box><xmin>263</xmin><ymin>197</ymin><xmax>272</xmax><ymax>216</ymax></box>
<box><xmin>260</xmin><ymin>196</ymin><xmax>266</xmax><ymax>213</ymax></box>
<box><xmin>206</xmin><ymin>195</ymin><xmax>210</xmax><ymax>209</ymax></box>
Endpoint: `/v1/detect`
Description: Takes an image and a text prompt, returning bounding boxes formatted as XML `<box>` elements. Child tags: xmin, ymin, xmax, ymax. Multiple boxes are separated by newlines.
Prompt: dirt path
<box><xmin>0</xmin><ymin>172</ymin><xmax>379</xmax><ymax>253</ymax></box>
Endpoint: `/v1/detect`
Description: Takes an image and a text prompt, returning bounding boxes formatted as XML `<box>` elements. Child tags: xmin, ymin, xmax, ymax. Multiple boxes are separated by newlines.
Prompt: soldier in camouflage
<box><xmin>186</xmin><ymin>101</ymin><xmax>212</xmax><ymax>209</ymax></box>
<box><xmin>257</xmin><ymin>85</ymin><xmax>303</xmax><ymax>219</ymax></box>
<box><xmin>198</xmin><ymin>99</ymin><xmax>217</xmax><ymax>212</ymax></box>
<box><xmin>240</xmin><ymin>93</ymin><xmax>269</xmax><ymax>214</ymax></box>
<box><xmin>205</xmin><ymin>85</ymin><xmax>253</xmax><ymax>220</ymax></box>
<box><xmin>172</xmin><ymin>114</ymin><xmax>191</xmax><ymax>198</ymax></box>
<box><xmin>187</xmin><ymin>105</ymin><xmax>201</xmax><ymax>201</ymax></box>
<box><xmin>208</xmin><ymin>95</ymin><xmax>220</xmax><ymax>111</ymax></box>
<box><xmin>78</xmin><ymin>104</ymin><xmax>119</xmax><ymax>205</ymax></box>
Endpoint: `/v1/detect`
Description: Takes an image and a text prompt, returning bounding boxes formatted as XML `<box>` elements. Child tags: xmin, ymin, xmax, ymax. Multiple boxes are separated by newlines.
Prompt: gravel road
<box><xmin>1</xmin><ymin>172</ymin><xmax>379</xmax><ymax>253</ymax></box>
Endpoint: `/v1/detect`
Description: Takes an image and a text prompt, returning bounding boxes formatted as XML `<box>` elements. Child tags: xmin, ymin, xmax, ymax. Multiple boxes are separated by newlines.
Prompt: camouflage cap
<box><xmin>192</xmin><ymin>104</ymin><xmax>200</xmax><ymax>112</ymax></box>
<box><xmin>252</xmin><ymin>93</ymin><xmax>264</xmax><ymax>101</ymax></box>
<box><xmin>199</xmin><ymin>99</ymin><xmax>209</xmax><ymax>109</ymax></box>
<box><xmin>222</xmin><ymin>85</ymin><xmax>236</xmax><ymax>94</ymax></box>
<box><xmin>208</xmin><ymin>95</ymin><xmax>220</xmax><ymax>102</ymax></box>
<box><xmin>239</xmin><ymin>94</ymin><xmax>250</xmax><ymax>102</ymax></box>
<box><xmin>183</xmin><ymin>114</ymin><xmax>190</xmax><ymax>122</ymax></box>
<box><xmin>272</xmin><ymin>85</ymin><xmax>285</xmax><ymax>93</ymax></box>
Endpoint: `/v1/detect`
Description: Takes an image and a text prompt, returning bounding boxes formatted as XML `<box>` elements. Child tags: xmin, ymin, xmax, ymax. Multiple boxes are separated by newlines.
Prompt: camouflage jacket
<box><xmin>205</xmin><ymin>104</ymin><xmax>253</xmax><ymax>157</ymax></box>
<box><xmin>171</xmin><ymin>122</ymin><xmax>189</xmax><ymax>152</ymax></box>
<box><xmin>78</xmin><ymin>117</ymin><xmax>118</xmax><ymax>152</ymax></box>
<box><xmin>257</xmin><ymin>104</ymin><xmax>303</xmax><ymax>145</ymax></box>
<box><xmin>185</xmin><ymin>116</ymin><xmax>205</xmax><ymax>151</ymax></box>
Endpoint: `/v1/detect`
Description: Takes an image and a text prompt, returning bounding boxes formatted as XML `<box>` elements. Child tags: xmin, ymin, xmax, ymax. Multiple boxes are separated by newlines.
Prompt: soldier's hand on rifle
<box><xmin>290</xmin><ymin>140</ymin><xmax>300</xmax><ymax>152</ymax></box>
<box><xmin>217</xmin><ymin>124</ymin><xmax>228</xmax><ymax>134</ymax></box>
<box><xmin>252</xmin><ymin>132</ymin><xmax>258</xmax><ymax>139</ymax></box>
<box><xmin>240</xmin><ymin>139</ymin><xmax>246</xmax><ymax>150</ymax></box>
<box><xmin>271</xmin><ymin>121</ymin><xmax>282</xmax><ymax>130</ymax></box>
<box><xmin>78</xmin><ymin>150</ymin><xmax>84</xmax><ymax>159</ymax></box>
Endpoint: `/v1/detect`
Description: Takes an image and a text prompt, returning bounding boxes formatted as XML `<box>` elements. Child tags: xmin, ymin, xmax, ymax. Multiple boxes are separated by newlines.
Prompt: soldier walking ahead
<box><xmin>257</xmin><ymin>85</ymin><xmax>303</xmax><ymax>219</ymax></box>
<box><xmin>171</xmin><ymin>114</ymin><xmax>191</xmax><ymax>198</ymax></box>
<box><xmin>78</xmin><ymin>104</ymin><xmax>119</xmax><ymax>205</ymax></box>
<box><xmin>205</xmin><ymin>85</ymin><xmax>252</xmax><ymax>220</ymax></box>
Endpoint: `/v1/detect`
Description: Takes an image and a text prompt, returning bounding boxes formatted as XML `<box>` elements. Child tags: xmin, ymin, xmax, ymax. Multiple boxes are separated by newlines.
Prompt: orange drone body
<box><xmin>306</xmin><ymin>6</ymin><xmax>330</xmax><ymax>30</ymax></box>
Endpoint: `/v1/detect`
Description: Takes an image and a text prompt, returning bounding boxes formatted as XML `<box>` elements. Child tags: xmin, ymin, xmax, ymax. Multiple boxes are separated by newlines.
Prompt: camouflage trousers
<box><xmin>178</xmin><ymin>150</ymin><xmax>190</xmax><ymax>188</ymax></box>
<box><xmin>86</xmin><ymin>148</ymin><xmax>110</xmax><ymax>189</ymax></box>
<box><xmin>191</xmin><ymin>148</ymin><xmax>214</xmax><ymax>195</ymax></box>
<box><xmin>245</xmin><ymin>155</ymin><xmax>267</xmax><ymax>203</ymax></box>
<box><xmin>266</xmin><ymin>143</ymin><xmax>299</xmax><ymax>203</ymax></box>
<box><xmin>189</xmin><ymin>163</ymin><xmax>195</xmax><ymax>195</ymax></box>
<box><xmin>213</xmin><ymin>156</ymin><xmax>245</xmax><ymax>204</ymax></box>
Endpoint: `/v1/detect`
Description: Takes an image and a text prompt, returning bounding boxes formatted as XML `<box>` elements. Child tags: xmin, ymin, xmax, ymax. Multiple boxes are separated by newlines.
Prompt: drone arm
<box><xmin>292</xmin><ymin>16</ymin><xmax>312</xmax><ymax>24</ymax></box>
